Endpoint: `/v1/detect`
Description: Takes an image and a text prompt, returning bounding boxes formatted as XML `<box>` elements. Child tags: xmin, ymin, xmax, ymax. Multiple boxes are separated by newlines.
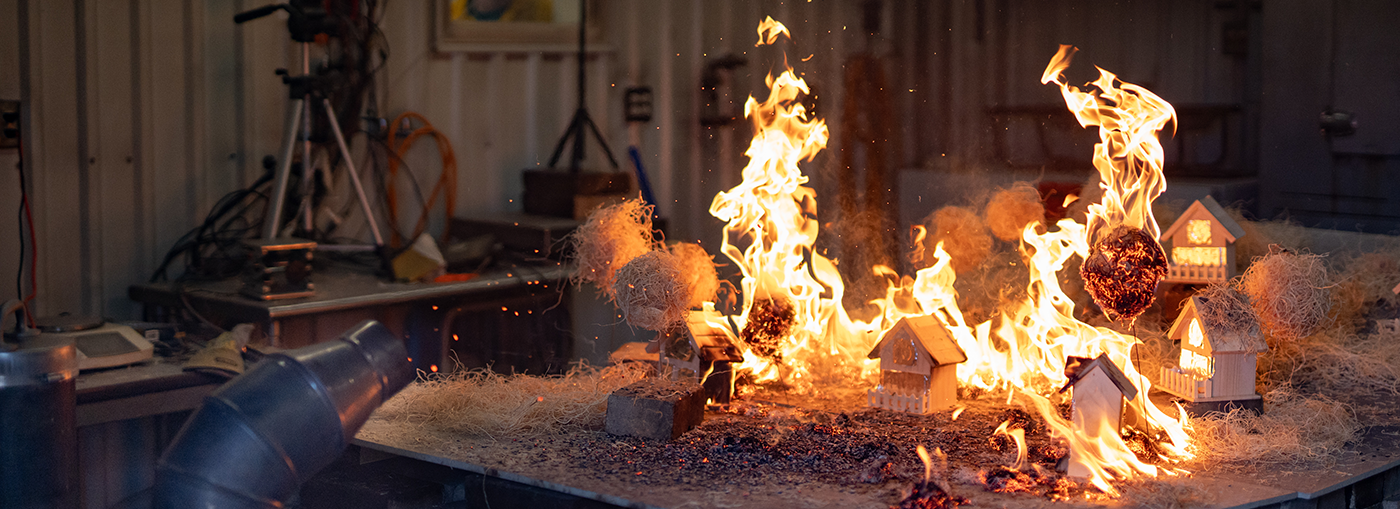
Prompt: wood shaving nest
<box><xmin>924</xmin><ymin>205</ymin><xmax>992</xmax><ymax>274</ymax></box>
<box><xmin>612</xmin><ymin>250</ymin><xmax>690</xmax><ymax>331</ymax></box>
<box><xmin>376</xmin><ymin>362</ymin><xmax>652</xmax><ymax>439</ymax></box>
<box><xmin>1193</xmin><ymin>282</ymin><xmax>1261</xmax><ymax>341</ymax></box>
<box><xmin>667</xmin><ymin>241</ymin><xmax>720</xmax><ymax>308</ymax></box>
<box><xmin>1236</xmin><ymin>250</ymin><xmax>1332</xmax><ymax>341</ymax></box>
<box><xmin>569</xmin><ymin>198</ymin><xmax>657</xmax><ymax>301</ymax></box>
<box><xmin>984</xmin><ymin>183</ymin><xmax>1045</xmax><ymax>242</ymax></box>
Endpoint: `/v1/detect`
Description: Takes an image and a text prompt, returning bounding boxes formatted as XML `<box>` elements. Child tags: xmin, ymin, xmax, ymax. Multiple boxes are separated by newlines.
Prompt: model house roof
<box><xmin>1167</xmin><ymin>295</ymin><xmax>1267</xmax><ymax>354</ymax></box>
<box><xmin>867</xmin><ymin>315</ymin><xmax>968</xmax><ymax>366</ymax></box>
<box><xmin>689</xmin><ymin>313</ymin><xmax>743</xmax><ymax>362</ymax></box>
<box><xmin>1160</xmin><ymin>195</ymin><xmax>1246</xmax><ymax>243</ymax></box>
<box><xmin>1059</xmin><ymin>353</ymin><xmax>1138</xmax><ymax>401</ymax></box>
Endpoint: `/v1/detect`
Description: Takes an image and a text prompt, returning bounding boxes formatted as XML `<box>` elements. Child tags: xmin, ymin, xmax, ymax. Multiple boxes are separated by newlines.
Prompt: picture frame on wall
<box><xmin>433</xmin><ymin>0</ymin><xmax>606</xmax><ymax>52</ymax></box>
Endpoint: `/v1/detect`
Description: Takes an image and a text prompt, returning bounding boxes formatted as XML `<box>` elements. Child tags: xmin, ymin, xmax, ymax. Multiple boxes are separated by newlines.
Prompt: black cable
<box><xmin>151</xmin><ymin>168</ymin><xmax>274</xmax><ymax>282</ymax></box>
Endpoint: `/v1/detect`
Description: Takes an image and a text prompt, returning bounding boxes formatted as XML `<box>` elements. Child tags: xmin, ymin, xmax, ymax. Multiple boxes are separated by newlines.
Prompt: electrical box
<box><xmin>0</xmin><ymin>100</ymin><xmax>18</xmax><ymax>149</ymax></box>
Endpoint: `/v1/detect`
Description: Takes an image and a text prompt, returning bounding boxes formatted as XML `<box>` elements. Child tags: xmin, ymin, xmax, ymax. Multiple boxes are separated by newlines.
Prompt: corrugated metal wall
<box><xmin>3</xmin><ymin>0</ymin><xmax>1244</xmax><ymax>321</ymax></box>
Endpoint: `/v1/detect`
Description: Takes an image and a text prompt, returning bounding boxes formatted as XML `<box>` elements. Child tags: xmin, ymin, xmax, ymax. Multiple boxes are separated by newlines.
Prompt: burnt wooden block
<box><xmin>604</xmin><ymin>379</ymin><xmax>705</xmax><ymax>441</ymax></box>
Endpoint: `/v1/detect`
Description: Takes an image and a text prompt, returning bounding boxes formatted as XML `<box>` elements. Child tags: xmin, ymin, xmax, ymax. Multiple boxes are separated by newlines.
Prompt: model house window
<box><xmin>1180</xmin><ymin>319</ymin><xmax>1214</xmax><ymax>377</ymax></box>
<box><xmin>1172</xmin><ymin>246</ymin><xmax>1226</xmax><ymax>266</ymax></box>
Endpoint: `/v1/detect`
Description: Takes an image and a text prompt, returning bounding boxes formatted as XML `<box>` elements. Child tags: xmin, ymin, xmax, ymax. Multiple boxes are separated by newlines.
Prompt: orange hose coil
<box><xmin>385</xmin><ymin>112</ymin><xmax>458</xmax><ymax>248</ymax></box>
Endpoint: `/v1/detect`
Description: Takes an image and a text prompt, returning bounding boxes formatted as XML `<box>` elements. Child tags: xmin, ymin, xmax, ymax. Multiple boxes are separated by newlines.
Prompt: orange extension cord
<box><xmin>384</xmin><ymin>112</ymin><xmax>457</xmax><ymax>249</ymax></box>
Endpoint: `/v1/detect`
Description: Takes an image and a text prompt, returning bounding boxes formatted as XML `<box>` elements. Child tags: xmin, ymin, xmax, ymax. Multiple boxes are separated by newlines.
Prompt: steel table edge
<box><xmin>350</xmin><ymin>437</ymin><xmax>665</xmax><ymax>509</ymax></box>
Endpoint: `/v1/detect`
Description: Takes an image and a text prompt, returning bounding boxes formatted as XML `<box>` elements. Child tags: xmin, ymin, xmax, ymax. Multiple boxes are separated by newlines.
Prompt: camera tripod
<box><xmin>236</xmin><ymin>2</ymin><xmax>386</xmax><ymax>252</ymax></box>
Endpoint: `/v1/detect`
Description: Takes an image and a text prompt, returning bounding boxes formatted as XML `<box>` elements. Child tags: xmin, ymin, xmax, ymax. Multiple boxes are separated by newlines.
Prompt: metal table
<box><xmin>350</xmin><ymin>395</ymin><xmax>1400</xmax><ymax>509</ymax></box>
<box><xmin>129</xmin><ymin>262</ymin><xmax>575</xmax><ymax>373</ymax></box>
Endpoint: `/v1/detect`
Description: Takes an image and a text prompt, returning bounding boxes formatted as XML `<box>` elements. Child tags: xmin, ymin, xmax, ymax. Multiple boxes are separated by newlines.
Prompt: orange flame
<box><xmin>755</xmin><ymin>16</ymin><xmax>791</xmax><ymax>47</ymax></box>
<box><xmin>712</xmin><ymin>22</ymin><xmax>1192</xmax><ymax>495</ymax></box>
<box><xmin>992</xmin><ymin>420</ymin><xmax>1028</xmax><ymax>471</ymax></box>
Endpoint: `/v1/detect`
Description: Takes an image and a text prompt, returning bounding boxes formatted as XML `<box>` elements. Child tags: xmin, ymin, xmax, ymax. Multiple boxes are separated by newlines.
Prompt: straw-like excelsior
<box><xmin>376</xmin><ymin>361</ymin><xmax>652</xmax><ymax>439</ymax></box>
<box><xmin>668</xmin><ymin>241</ymin><xmax>720</xmax><ymax>308</ymax></box>
<box><xmin>611</xmin><ymin>250</ymin><xmax>691</xmax><ymax>331</ymax></box>
<box><xmin>569</xmin><ymin>199</ymin><xmax>658</xmax><ymax>301</ymax></box>
<box><xmin>1236</xmin><ymin>248</ymin><xmax>1331</xmax><ymax>341</ymax></box>
<box><xmin>984</xmin><ymin>183</ymin><xmax>1045</xmax><ymax>242</ymax></box>
<box><xmin>923</xmin><ymin>205</ymin><xmax>992</xmax><ymax>274</ymax></box>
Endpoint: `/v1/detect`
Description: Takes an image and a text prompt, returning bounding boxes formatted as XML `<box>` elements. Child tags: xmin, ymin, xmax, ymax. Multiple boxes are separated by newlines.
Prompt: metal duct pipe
<box><xmin>155</xmin><ymin>320</ymin><xmax>414</xmax><ymax>509</ymax></box>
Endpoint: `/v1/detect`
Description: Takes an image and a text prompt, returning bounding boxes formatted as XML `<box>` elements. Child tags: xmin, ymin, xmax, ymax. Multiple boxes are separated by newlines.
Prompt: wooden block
<box><xmin>522</xmin><ymin>169</ymin><xmax>633</xmax><ymax>218</ymax></box>
<box><xmin>604</xmin><ymin>379</ymin><xmax>705</xmax><ymax>441</ymax></box>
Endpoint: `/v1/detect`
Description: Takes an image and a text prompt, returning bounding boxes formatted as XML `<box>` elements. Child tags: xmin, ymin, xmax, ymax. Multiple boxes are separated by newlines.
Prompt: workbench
<box><xmin>129</xmin><ymin>262</ymin><xmax>578</xmax><ymax>374</ymax></box>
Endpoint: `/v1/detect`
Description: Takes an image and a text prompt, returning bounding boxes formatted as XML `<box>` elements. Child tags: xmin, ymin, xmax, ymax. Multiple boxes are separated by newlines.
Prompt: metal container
<box><xmin>0</xmin><ymin>335</ymin><xmax>79</xmax><ymax>509</ymax></box>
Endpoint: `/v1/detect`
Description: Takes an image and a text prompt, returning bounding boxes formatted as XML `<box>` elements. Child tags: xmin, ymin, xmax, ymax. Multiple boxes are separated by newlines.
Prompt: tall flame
<box><xmin>712</xmin><ymin>22</ymin><xmax>1192</xmax><ymax>495</ymax></box>
<box><xmin>709</xmin><ymin>25</ymin><xmax>875</xmax><ymax>389</ymax></box>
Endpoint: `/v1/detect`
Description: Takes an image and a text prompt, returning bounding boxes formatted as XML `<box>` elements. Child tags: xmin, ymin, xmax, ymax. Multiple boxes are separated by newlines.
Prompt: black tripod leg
<box><xmin>580</xmin><ymin>110</ymin><xmax>621</xmax><ymax>170</ymax></box>
<box><xmin>547</xmin><ymin>109</ymin><xmax>585</xmax><ymax>168</ymax></box>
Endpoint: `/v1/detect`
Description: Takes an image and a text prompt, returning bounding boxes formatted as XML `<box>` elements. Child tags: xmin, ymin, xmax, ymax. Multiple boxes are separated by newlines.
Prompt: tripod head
<box><xmin>275</xmin><ymin>68</ymin><xmax>328</xmax><ymax>99</ymax></box>
<box><xmin>234</xmin><ymin>0</ymin><xmax>335</xmax><ymax>43</ymax></box>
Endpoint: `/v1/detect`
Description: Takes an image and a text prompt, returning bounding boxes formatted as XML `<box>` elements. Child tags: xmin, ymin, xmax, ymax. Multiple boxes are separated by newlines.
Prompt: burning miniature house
<box><xmin>658</xmin><ymin>311</ymin><xmax>744</xmax><ymax>403</ymax></box>
<box><xmin>1160</xmin><ymin>195</ymin><xmax>1246</xmax><ymax>284</ymax></box>
<box><xmin>1158</xmin><ymin>295</ymin><xmax>1266</xmax><ymax>407</ymax></box>
<box><xmin>1059</xmin><ymin>353</ymin><xmax>1139</xmax><ymax>479</ymax></box>
<box><xmin>867</xmin><ymin>315</ymin><xmax>968</xmax><ymax>414</ymax></box>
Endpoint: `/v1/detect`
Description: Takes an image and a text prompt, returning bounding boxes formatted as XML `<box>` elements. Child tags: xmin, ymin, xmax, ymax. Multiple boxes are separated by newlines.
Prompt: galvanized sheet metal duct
<box><xmin>155</xmin><ymin>320</ymin><xmax>413</xmax><ymax>509</ymax></box>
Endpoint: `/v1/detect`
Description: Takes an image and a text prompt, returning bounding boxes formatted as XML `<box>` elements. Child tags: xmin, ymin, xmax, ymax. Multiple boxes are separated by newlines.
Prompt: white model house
<box><xmin>659</xmin><ymin>311</ymin><xmax>744</xmax><ymax>403</ymax></box>
<box><xmin>1160</xmin><ymin>195</ymin><xmax>1246</xmax><ymax>284</ymax></box>
<box><xmin>1158</xmin><ymin>295</ymin><xmax>1266</xmax><ymax>403</ymax></box>
<box><xmin>1060</xmin><ymin>353</ymin><xmax>1139</xmax><ymax>479</ymax></box>
<box><xmin>866</xmin><ymin>315</ymin><xmax>967</xmax><ymax>414</ymax></box>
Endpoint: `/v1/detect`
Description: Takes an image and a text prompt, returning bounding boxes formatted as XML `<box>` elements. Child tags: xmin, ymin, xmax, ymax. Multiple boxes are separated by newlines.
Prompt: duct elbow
<box><xmin>155</xmin><ymin>320</ymin><xmax>413</xmax><ymax>509</ymax></box>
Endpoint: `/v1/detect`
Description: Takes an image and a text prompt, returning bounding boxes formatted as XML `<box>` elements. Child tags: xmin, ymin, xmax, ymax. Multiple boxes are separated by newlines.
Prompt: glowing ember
<box><xmin>1079</xmin><ymin>225</ymin><xmax>1169</xmax><ymax>322</ymax></box>
<box><xmin>978</xmin><ymin>466</ymin><xmax>1037</xmax><ymax>493</ymax></box>
<box><xmin>896</xmin><ymin>446</ymin><xmax>968</xmax><ymax>509</ymax></box>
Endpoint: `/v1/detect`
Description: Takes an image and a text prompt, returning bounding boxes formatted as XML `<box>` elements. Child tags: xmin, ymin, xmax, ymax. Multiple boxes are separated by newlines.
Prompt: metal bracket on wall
<box><xmin>0</xmin><ymin>100</ymin><xmax>18</xmax><ymax>149</ymax></box>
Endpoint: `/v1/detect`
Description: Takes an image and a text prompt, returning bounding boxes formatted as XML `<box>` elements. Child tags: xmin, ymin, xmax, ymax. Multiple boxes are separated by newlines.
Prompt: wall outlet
<box><xmin>1</xmin><ymin>100</ymin><xmax>19</xmax><ymax>149</ymax></box>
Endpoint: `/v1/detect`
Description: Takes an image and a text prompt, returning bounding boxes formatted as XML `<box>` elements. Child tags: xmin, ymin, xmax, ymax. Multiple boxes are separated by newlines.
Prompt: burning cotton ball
<box><xmin>569</xmin><ymin>199</ymin><xmax>657</xmax><ymax>301</ymax></box>
<box><xmin>1079</xmin><ymin>225</ymin><xmax>1169</xmax><ymax>323</ymax></box>
<box><xmin>667</xmin><ymin>242</ymin><xmax>720</xmax><ymax>308</ymax></box>
<box><xmin>923</xmin><ymin>206</ymin><xmax>992</xmax><ymax>274</ymax></box>
<box><xmin>611</xmin><ymin>250</ymin><xmax>690</xmax><ymax>331</ymax></box>
<box><xmin>1237</xmin><ymin>249</ymin><xmax>1331</xmax><ymax>341</ymax></box>
<box><xmin>984</xmin><ymin>184</ymin><xmax>1045</xmax><ymax>242</ymax></box>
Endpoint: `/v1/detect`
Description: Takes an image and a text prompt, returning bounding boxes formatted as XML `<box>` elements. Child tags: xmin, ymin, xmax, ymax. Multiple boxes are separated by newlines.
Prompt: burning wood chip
<box><xmin>1079</xmin><ymin>225</ymin><xmax>1168</xmax><ymax>323</ymax></box>
<box><xmin>895</xmin><ymin>446</ymin><xmax>967</xmax><ymax>509</ymax></box>
<box><xmin>979</xmin><ymin>465</ymin><xmax>1037</xmax><ymax>493</ymax></box>
<box><xmin>741</xmin><ymin>298</ymin><xmax>795</xmax><ymax>360</ymax></box>
<box><xmin>893</xmin><ymin>479</ymin><xmax>970</xmax><ymax>509</ymax></box>
<box><xmin>977</xmin><ymin>466</ymin><xmax>1080</xmax><ymax>501</ymax></box>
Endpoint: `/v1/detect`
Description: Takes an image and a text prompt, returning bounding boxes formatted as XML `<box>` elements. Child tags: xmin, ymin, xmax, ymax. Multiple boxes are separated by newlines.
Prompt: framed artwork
<box><xmin>434</xmin><ymin>0</ymin><xmax>606</xmax><ymax>52</ymax></box>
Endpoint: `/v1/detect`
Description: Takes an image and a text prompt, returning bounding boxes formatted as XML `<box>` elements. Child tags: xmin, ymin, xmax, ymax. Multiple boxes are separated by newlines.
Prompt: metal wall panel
<box><xmin>2</xmin><ymin>0</ymin><xmax>1244</xmax><ymax>318</ymax></box>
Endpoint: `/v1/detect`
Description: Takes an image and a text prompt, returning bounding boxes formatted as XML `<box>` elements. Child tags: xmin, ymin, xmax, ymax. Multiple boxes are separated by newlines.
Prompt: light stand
<box><xmin>546</xmin><ymin>0</ymin><xmax>619</xmax><ymax>172</ymax></box>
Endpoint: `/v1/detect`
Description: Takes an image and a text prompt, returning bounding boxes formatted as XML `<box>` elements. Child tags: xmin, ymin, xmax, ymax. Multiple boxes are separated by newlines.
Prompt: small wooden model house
<box><xmin>1158</xmin><ymin>295</ymin><xmax>1266</xmax><ymax>404</ymax></box>
<box><xmin>866</xmin><ymin>315</ymin><xmax>967</xmax><ymax>414</ymax></box>
<box><xmin>659</xmin><ymin>311</ymin><xmax>744</xmax><ymax>404</ymax></box>
<box><xmin>1059</xmin><ymin>353</ymin><xmax>1138</xmax><ymax>479</ymax></box>
<box><xmin>1159</xmin><ymin>195</ymin><xmax>1246</xmax><ymax>284</ymax></box>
